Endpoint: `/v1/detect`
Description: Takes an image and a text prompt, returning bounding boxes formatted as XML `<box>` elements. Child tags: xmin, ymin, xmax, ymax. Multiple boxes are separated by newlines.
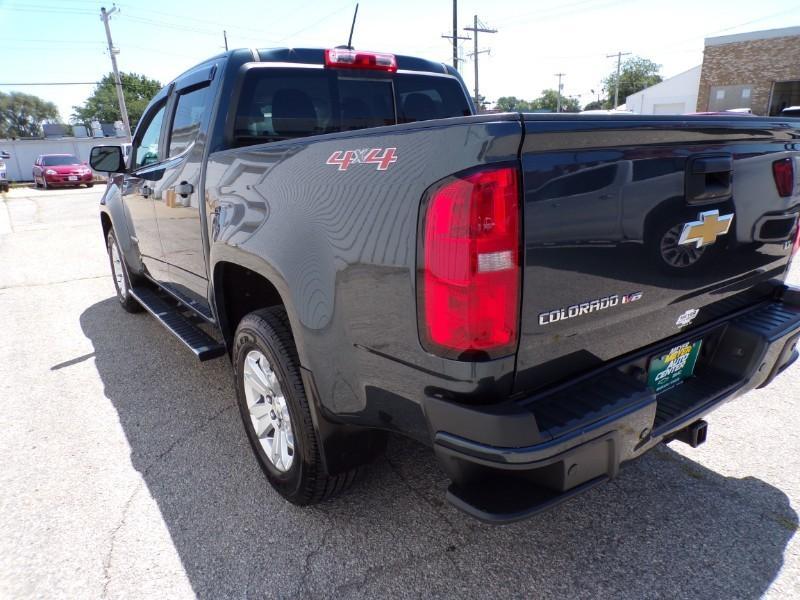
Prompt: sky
<box><xmin>1</xmin><ymin>0</ymin><xmax>799</xmax><ymax>121</ymax></box>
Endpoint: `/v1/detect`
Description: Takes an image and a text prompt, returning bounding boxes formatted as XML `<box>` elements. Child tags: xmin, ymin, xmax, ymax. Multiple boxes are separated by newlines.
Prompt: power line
<box><xmin>464</xmin><ymin>15</ymin><xmax>497</xmax><ymax>108</ymax></box>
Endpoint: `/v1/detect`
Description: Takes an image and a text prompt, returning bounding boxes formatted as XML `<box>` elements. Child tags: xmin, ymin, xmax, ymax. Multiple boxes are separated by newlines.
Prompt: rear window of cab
<box><xmin>232</xmin><ymin>68</ymin><xmax>471</xmax><ymax>147</ymax></box>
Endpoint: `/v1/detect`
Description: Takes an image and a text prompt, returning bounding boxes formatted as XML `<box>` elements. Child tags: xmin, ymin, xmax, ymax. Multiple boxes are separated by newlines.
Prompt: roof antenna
<box><xmin>346</xmin><ymin>3</ymin><xmax>359</xmax><ymax>49</ymax></box>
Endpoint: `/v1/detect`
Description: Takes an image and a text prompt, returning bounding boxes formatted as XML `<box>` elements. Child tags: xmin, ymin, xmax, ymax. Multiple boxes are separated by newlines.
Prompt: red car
<box><xmin>32</xmin><ymin>154</ymin><xmax>94</xmax><ymax>189</ymax></box>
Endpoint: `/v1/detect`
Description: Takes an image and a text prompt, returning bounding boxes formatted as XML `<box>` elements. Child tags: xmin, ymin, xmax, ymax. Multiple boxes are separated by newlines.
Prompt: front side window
<box><xmin>134</xmin><ymin>104</ymin><xmax>166</xmax><ymax>169</ymax></box>
<box><xmin>169</xmin><ymin>86</ymin><xmax>210</xmax><ymax>157</ymax></box>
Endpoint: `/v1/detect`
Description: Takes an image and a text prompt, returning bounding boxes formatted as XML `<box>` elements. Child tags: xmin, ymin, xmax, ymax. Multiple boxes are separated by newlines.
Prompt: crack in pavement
<box><xmin>0</xmin><ymin>274</ymin><xmax>109</xmax><ymax>291</ymax></box>
<box><xmin>328</xmin><ymin>543</ymin><xmax>462</xmax><ymax>599</ymax></box>
<box><xmin>100</xmin><ymin>403</ymin><xmax>236</xmax><ymax>598</ymax></box>
<box><xmin>298</xmin><ymin>517</ymin><xmax>337</xmax><ymax>599</ymax></box>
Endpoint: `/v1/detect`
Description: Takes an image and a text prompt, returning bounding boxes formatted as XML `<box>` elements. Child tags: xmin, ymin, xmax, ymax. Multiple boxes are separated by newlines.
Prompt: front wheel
<box><xmin>106</xmin><ymin>229</ymin><xmax>142</xmax><ymax>313</ymax></box>
<box><xmin>86</xmin><ymin>182</ymin><xmax>94</xmax><ymax>188</ymax></box>
<box><xmin>233</xmin><ymin>307</ymin><xmax>358</xmax><ymax>505</ymax></box>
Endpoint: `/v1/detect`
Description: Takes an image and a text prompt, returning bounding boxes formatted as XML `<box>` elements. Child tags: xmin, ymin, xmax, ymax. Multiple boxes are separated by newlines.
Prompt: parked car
<box><xmin>32</xmin><ymin>154</ymin><xmax>94</xmax><ymax>189</ymax></box>
<box><xmin>90</xmin><ymin>47</ymin><xmax>800</xmax><ymax>524</ymax></box>
<box><xmin>0</xmin><ymin>150</ymin><xmax>9</xmax><ymax>193</ymax></box>
<box><xmin>782</xmin><ymin>106</ymin><xmax>800</xmax><ymax>117</ymax></box>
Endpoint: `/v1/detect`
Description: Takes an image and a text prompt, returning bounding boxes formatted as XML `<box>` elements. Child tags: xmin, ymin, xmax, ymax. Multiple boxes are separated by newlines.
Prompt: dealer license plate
<box><xmin>647</xmin><ymin>340</ymin><xmax>702</xmax><ymax>394</ymax></box>
<box><xmin>68</xmin><ymin>176</ymin><xmax>78</xmax><ymax>181</ymax></box>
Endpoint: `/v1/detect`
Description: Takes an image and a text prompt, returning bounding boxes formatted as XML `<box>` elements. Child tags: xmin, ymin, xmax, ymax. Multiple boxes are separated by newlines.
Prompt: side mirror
<box><xmin>90</xmin><ymin>145</ymin><xmax>125</xmax><ymax>173</ymax></box>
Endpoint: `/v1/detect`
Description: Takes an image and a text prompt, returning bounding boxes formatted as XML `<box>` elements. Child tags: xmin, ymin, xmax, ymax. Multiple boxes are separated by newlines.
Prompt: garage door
<box><xmin>653</xmin><ymin>102</ymin><xmax>686</xmax><ymax>115</ymax></box>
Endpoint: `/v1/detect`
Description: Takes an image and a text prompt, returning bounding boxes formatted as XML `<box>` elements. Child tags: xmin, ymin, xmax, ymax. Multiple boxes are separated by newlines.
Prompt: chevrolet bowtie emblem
<box><xmin>678</xmin><ymin>210</ymin><xmax>734</xmax><ymax>248</ymax></box>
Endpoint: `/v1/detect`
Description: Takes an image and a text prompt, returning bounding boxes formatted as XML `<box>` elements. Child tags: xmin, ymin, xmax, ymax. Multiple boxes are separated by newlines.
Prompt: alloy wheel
<box><xmin>242</xmin><ymin>349</ymin><xmax>295</xmax><ymax>472</ymax></box>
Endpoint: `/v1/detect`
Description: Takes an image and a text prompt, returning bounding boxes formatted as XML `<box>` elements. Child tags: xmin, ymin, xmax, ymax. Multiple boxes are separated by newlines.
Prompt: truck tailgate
<box><xmin>515</xmin><ymin>116</ymin><xmax>800</xmax><ymax>393</ymax></box>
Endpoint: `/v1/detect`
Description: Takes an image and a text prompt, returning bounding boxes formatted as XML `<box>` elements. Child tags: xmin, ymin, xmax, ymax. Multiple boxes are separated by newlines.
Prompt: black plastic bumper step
<box><xmin>129</xmin><ymin>287</ymin><xmax>226</xmax><ymax>361</ymax></box>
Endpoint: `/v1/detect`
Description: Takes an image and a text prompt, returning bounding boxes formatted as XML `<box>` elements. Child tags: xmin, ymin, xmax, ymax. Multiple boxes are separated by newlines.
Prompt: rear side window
<box><xmin>234</xmin><ymin>69</ymin><xmax>335</xmax><ymax>146</ymax></box>
<box><xmin>169</xmin><ymin>85</ymin><xmax>210</xmax><ymax>157</ymax></box>
<box><xmin>395</xmin><ymin>74</ymin><xmax>471</xmax><ymax>123</ymax></box>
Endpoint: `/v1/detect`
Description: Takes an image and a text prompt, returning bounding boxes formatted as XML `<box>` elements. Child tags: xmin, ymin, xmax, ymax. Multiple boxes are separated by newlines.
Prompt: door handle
<box><xmin>142</xmin><ymin>184</ymin><xmax>152</xmax><ymax>199</ymax></box>
<box><xmin>174</xmin><ymin>181</ymin><xmax>194</xmax><ymax>198</ymax></box>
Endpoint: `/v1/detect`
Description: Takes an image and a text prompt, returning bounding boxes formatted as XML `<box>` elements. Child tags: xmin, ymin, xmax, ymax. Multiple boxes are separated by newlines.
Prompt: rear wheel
<box><xmin>233</xmin><ymin>307</ymin><xmax>358</xmax><ymax>505</ymax></box>
<box><xmin>106</xmin><ymin>229</ymin><xmax>142</xmax><ymax>313</ymax></box>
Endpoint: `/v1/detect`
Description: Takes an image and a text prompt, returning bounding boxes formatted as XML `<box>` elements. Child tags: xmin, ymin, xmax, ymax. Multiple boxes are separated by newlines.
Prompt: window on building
<box><xmin>709</xmin><ymin>85</ymin><xmax>754</xmax><ymax>112</ymax></box>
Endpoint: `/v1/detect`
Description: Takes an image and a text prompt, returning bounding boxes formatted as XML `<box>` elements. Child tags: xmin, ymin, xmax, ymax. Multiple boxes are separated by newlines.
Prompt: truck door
<box><xmin>152</xmin><ymin>64</ymin><xmax>217</xmax><ymax>317</ymax></box>
<box><xmin>124</xmin><ymin>98</ymin><xmax>170</xmax><ymax>282</ymax></box>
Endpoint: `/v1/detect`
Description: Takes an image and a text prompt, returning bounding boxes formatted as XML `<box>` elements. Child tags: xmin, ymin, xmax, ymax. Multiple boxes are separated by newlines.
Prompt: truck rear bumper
<box><xmin>425</xmin><ymin>288</ymin><xmax>800</xmax><ymax>523</ymax></box>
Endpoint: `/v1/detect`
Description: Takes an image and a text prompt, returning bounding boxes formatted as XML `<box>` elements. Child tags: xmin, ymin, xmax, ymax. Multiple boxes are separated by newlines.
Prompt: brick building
<box><xmin>697</xmin><ymin>26</ymin><xmax>800</xmax><ymax>115</ymax></box>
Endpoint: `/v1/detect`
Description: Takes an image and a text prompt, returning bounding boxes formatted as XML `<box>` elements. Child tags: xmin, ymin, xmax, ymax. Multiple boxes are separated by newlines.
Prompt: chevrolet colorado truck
<box><xmin>90</xmin><ymin>47</ymin><xmax>800</xmax><ymax>523</ymax></box>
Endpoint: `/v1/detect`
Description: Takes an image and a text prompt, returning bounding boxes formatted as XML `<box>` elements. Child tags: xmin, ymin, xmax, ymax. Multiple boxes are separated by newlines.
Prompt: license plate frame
<box><xmin>647</xmin><ymin>339</ymin><xmax>703</xmax><ymax>394</ymax></box>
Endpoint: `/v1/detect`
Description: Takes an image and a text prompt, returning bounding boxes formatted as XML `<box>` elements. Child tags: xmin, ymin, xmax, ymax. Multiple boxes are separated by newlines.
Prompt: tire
<box><xmin>86</xmin><ymin>182</ymin><xmax>94</xmax><ymax>188</ymax></box>
<box><xmin>106</xmin><ymin>229</ymin><xmax>143</xmax><ymax>313</ymax></box>
<box><xmin>233</xmin><ymin>307</ymin><xmax>358</xmax><ymax>505</ymax></box>
<box><xmin>34</xmin><ymin>176</ymin><xmax>41</xmax><ymax>189</ymax></box>
<box><xmin>42</xmin><ymin>177</ymin><xmax>48</xmax><ymax>190</ymax></box>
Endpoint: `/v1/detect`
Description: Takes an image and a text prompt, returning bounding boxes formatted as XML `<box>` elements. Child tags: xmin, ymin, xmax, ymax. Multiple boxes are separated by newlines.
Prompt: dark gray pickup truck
<box><xmin>90</xmin><ymin>47</ymin><xmax>800</xmax><ymax>523</ymax></box>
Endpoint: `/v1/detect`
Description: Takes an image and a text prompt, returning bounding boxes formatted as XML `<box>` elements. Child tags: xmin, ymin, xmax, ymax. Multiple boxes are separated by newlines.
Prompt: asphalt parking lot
<box><xmin>1</xmin><ymin>185</ymin><xmax>798</xmax><ymax>599</ymax></box>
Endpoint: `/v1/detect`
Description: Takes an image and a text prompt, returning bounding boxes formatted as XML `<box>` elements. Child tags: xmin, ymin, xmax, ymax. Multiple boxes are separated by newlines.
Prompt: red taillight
<box><xmin>324</xmin><ymin>48</ymin><xmax>397</xmax><ymax>72</ymax></box>
<box><xmin>419</xmin><ymin>166</ymin><xmax>520</xmax><ymax>360</ymax></box>
<box><xmin>772</xmin><ymin>157</ymin><xmax>795</xmax><ymax>197</ymax></box>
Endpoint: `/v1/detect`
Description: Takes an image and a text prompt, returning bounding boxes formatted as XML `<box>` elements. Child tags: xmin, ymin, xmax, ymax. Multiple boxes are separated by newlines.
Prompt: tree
<box><xmin>494</xmin><ymin>92</ymin><xmax>579</xmax><ymax>113</ymax></box>
<box><xmin>0</xmin><ymin>92</ymin><xmax>59</xmax><ymax>138</ymax></box>
<box><xmin>583</xmin><ymin>100</ymin><xmax>604</xmax><ymax>111</ymax></box>
<box><xmin>495</xmin><ymin>96</ymin><xmax>532</xmax><ymax>112</ymax></box>
<box><xmin>72</xmin><ymin>72</ymin><xmax>162</xmax><ymax>129</ymax></box>
<box><xmin>529</xmin><ymin>89</ymin><xmax>580</xmax><ymax>112</ymax></box>
<box><xmin>603</xmin><ymin>56</ymin><xmax>662</xmax><ymax>109</ymax></box>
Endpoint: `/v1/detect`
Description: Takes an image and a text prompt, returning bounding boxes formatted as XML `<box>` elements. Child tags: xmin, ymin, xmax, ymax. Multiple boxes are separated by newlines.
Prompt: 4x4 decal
<box><xmin>326</xmin><ymin>147</ymin><xmax>397</xmax><ymax>171</ymax></box>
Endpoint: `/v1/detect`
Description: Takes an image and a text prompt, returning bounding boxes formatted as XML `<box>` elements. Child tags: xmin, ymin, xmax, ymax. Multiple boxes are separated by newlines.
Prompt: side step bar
<box><xmin>129</xmin><ymin>287</ymin><xmax>226</xmax><ymax>361</ymax></box>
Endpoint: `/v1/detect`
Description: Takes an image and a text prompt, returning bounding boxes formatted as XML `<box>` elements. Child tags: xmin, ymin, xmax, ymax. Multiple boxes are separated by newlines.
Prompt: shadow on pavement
<box><xmin>80</xmin><ymin>296</ymin><xmax>797</xmax><ymax>599</ymax></box>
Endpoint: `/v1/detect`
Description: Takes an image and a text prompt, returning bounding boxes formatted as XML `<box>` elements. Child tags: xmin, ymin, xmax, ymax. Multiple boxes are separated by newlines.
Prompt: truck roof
<box><xmin>200</xmin><ymin>47</ymin><xmax>456</xmax><ymax>77</ymax></box>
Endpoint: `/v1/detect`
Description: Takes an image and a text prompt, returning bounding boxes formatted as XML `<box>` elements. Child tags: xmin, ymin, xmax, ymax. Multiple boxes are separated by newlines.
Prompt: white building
<box><xmin>625</xmin><ymin>66</ymin><xmax>701</xmax><ymax>115</ymax></box>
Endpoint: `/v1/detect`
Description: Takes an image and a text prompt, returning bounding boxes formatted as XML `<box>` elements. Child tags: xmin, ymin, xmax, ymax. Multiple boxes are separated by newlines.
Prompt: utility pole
<box><xmin>464</xmin><ymin>15</ymin><xmax>496</xmax><ymax>109</ymax></box>
<box><xmin>606</xmin><ymin>51</ymin><xmax>631</xmax><ymax>109</ymax></box>
<box><xmin>223</xmin><ymin>30</ymin><xmax>228</xmax><ymax>51</ymax></box>
<box><xmin>554</xmin><ymin>73</ymin><xmax>565</xmax><ymax>112</ymax></box>
<box><xmin>441</xmin><ymin>1</ymin><xmax>470</xmax><ymax>71</ymax></box>
<box><xmin>100</xmin><ymin>5</ymin><xmax>131</xmax><ymax>139</ymax></box>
